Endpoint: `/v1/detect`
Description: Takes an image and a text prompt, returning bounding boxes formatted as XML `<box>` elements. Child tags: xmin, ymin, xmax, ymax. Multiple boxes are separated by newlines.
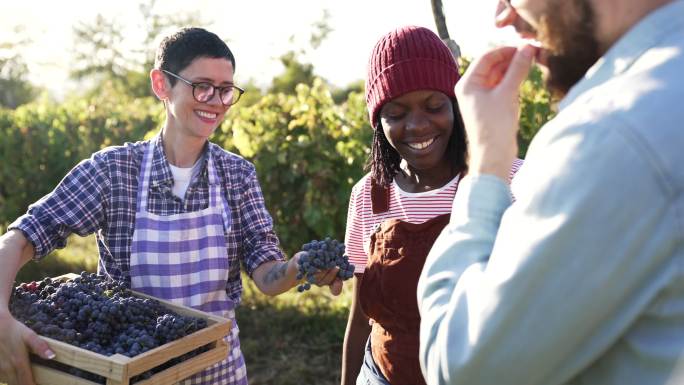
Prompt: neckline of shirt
<box><xmin>391</xmin><ymin>173</ymin><xmax>460</xmax><ymax>197</ymax></box>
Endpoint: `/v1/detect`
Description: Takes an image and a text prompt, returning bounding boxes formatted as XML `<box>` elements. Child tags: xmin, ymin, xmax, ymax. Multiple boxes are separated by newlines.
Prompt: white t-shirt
<box><xmin>168</xmin><ymin>157</ymin><xmax>202</xmax><ymax>199</ymax></box>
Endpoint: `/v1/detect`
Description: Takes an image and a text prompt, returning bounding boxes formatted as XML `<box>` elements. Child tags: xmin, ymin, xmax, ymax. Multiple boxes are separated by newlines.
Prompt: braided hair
<box><xmin>366</xmin><ymin>98</ymin><xmax>468</xmax><ymax>187</ymax></box>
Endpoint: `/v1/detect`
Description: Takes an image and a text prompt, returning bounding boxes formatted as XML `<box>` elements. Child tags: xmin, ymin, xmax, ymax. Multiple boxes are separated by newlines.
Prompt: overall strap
<box><xmin>370</xmin><ymin>179</ymin><xmax>390</xmax><ymax>214</ymax></box>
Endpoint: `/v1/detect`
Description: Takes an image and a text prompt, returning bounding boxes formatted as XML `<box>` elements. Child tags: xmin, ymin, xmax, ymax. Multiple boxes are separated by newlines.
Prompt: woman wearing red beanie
<box><xmin>341</xmin><ymin>26</ymin><xmax>522</xmax><ymax>385</ymax></box>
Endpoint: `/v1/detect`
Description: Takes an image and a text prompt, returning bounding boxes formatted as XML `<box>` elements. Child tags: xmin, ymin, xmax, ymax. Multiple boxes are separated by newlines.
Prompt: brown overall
<box><xmin>358</xmin><ymin>180</ymin><xmax>454</xmax><ymax>385</ymax></box>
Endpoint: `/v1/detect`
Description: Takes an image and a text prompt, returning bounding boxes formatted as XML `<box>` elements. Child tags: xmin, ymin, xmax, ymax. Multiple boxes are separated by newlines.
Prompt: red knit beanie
<box><xmin>365</xmin><ymin>25</ymin><xmax>460</xmax><ymax>127</ymax></box>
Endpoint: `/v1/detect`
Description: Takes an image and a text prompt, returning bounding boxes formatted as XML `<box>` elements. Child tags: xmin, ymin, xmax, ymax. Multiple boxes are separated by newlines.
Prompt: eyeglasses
<box><xmin>162</xmin><ymin>69</ymin><xmax>245</xmax><ymax>106</ymax></box>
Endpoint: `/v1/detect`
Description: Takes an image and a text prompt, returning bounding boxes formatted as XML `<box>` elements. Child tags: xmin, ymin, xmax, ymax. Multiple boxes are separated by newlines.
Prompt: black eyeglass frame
<box><xmin>161</xmin><ymin>69</ymin><xmax>245</xmax><ymax>106</ymax></box>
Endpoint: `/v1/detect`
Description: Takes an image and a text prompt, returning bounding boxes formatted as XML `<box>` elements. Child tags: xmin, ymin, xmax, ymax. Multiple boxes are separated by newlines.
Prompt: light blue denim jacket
<box><xmin>417</xmin><ymin>1</ymin><xmax>684</xmax><ymax>384</ymax></box>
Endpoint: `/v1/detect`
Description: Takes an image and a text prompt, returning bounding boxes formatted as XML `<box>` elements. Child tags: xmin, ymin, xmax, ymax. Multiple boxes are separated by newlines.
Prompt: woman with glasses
<box><xmin>0</xmin><ymin>27</ymin><xmax>341</xmax><ymax>385</ymax></box>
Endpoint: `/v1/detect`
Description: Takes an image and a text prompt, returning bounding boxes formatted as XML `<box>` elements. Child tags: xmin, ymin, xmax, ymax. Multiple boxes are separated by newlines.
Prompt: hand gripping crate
<box><xmin>28</xmin><ymin>274</ymin><xmax>232</xmax><ymax>385</ymax></box>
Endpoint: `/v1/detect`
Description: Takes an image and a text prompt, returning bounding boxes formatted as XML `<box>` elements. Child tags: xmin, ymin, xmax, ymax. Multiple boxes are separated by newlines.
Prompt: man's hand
<box><xmin>0</xmin><ymin>312</ymin><xmax>54</xmax><ymax>385</ymax></box>
<box><xmin>456</xmin><ymin>44</ymin><xmax>537</xmax><ymax>180</ymax></box>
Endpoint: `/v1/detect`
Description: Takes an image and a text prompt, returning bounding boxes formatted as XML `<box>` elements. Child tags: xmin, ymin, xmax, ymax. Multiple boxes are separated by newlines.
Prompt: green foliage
<box><xmin>219</xmin><ymin>78</ymin><xmax>371</xmax><ymax>254</ymax></box>
<box><xmin>16</xmin><ymin>235</ymin><xmax>99</xmax><ymax>284</ymax></box>
<box><xmin>331</xmin><ymin>79</ymin><xmax>364</xmax><ymax>105</ymax></box>
<box><xmin>518</xmin><ymin>65</ymin><xmax>555</xmax><ymax>156</ymax></box>
<box><xmin>0</xmin><ymin>96</ymin><xmax>162</xmax><ymax>229</ymax></box>
<box><xmin>269</xmin><ymin>51</ymin><xmax>316</xmax><ymax>95</ymax></box>
<box><xmin>234</xmin><ymin>81</ymin><xmax>265</xmax><ymax>108</ymax></box>
<box><xmin>0</xmin><ymin>59</ymin><xmax>37</xmax><ymax>109</ymax></box>
<box><xmin>0</xmin><ymin>31</ymin><xmax>38</xmax><ymax>109</ymax></box>
<box><xmin>237</xmin><ymin>274</ymin><xmax>351</xmax><ymax>385</ymax></box>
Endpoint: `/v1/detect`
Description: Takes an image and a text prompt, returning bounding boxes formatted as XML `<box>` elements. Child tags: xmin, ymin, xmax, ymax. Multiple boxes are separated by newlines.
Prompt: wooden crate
<box><xmin>28</xmin><ymin>274</ymin><xmax>232</xmax><ymax>385</ymax></box>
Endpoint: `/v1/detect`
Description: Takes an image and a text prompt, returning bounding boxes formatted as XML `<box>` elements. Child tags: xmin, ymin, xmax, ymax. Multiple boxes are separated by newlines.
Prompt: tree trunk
<box><xmin>430</xmin><ymin>0</ymin><xmax>461</xmax><ymax>59</ymax></box>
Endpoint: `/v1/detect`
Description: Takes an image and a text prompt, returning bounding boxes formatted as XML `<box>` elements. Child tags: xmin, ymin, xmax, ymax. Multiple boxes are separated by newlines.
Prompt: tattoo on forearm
<box><xmin>264</xmin><ymin>262</ymin><xmax>288</xmax><ymax>284</ymax></box>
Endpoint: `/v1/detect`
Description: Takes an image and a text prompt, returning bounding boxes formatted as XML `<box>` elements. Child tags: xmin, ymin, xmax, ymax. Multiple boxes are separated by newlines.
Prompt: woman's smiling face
<box><xmin>164</xmin><ymin>56</ymin><xmax>235</xmax><ymax>140</ymax></box>
<box><xmin>379</xmin><ymin>90</ymin><xmax>454</xmax><ymax>172</ymax></box>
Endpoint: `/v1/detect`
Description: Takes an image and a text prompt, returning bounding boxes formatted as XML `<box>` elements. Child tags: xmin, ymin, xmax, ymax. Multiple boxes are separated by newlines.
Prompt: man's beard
<box><xmin>537</xmin><ymin>0</ymin><xmax>601</xmax><ymax>99</ymax></box>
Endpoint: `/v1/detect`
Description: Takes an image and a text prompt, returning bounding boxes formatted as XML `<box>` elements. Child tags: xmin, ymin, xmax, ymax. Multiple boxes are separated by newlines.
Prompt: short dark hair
<box><xmin>366</xmin><ymin>98</ymin><xmax>468</xmax><ymax>187</ymax></box>
<box><xmin>154</xmin><ymin>27</ymin><xmax>235</xmax><ymax>86</ymax></box>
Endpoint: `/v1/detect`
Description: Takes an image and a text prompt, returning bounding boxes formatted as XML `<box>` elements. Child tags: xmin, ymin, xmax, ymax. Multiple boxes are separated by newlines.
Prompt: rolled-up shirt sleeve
<box><xmin>238</xmin><ymin>167</ymin><xmax>285</xmax><ymax>276</ymax></box>
<box><xmin>417</xmin><ymin>119</ymin><xmax>678</xmax><ymax>385</ymax></box>
<box><xmin>8</xmin><ymin>153</ymin><xmax>110</xmax><ymax>259</ymax></box>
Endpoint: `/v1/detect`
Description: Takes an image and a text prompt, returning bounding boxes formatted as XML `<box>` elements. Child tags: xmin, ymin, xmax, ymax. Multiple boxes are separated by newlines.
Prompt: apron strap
<box><xmin>206</xmin><ymin>153</ymin><xmax>220</xmax><ymax>207</ymax></box>
<box><xmin>206</xmin><ymin>151</ymin><xmax>232</xmax><ymax>233</ymax></box>
<box><xmin>136</xmin><ymin>141</ymin><xmax>155</xmax><ymax>211</ymax></box>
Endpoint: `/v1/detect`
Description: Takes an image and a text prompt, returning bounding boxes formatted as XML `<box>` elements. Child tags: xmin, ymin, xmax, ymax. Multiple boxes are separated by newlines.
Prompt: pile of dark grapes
<box><xmin>9</xmin><ymin>272</ymin><xmax>211</xmax><ymax>384</ymax></box>
<box><xmin>295</xmin><ymin>237</ymin><xmax>355</xmax><ymax>292</ymax></box>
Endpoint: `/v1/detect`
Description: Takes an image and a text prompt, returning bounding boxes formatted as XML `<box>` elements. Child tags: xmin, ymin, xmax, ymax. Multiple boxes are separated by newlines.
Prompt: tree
<box><xmin>269</xmin><ymin>51</ymin><xmax>316</xmax><ymax>95</ymax></box>
<box><xmin>430</xmin><ymin>0</ymin><xmax>461</xmax><ymax>58</ymax></box>
<box><xmin>0</xmin><ymin>29</ymin><xmax>37</xmax><ymax>109</ymax></box>
<box><xmin>331</xmin><ymin>79</ymin><xmax>364</xmax><ymax>105</ymax></box>
<box><xmin>269</xmin><ymin>10</ymin><xmax>333</xmax><ymax>95</ymax></box>
<box><xmin>70</xmin><ymin>0</ymin><xmax>206</xmax><ymax>98</ymax></box>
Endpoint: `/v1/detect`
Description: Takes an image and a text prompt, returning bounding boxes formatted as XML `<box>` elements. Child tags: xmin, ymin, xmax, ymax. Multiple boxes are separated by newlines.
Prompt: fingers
<box><xmin>2</xmin><ymin>345</ymin><xmax>33</xmax><ymax>385</ymax></box>
<box><xmin>495</xmin><ymin>1</ymin><xmax>517</xmax><ymax>28</ymax></box>
<box><xmin>0</xmin><ymin>318</ymin><xmax>46</xmax><ymax>385</ymax></box>
<box><xmin>499</xmin><ymin>45</ymin><xmax>537</xmax><ymax>93</ymax></box>
<box><xmin>328</xmin><ymin>279</ymin><xmax>343</xmax><ymax>296</ymax></box>
<box><xmin>14</xmin><ymin>355</ymin><xmax>36</xmax><ymax>385</ymax></box>
<box><xmin>24</xmin><ymin>328</ymin><xmax>54</xmax><ymax>360</ymax></box>
<box><xmin>459</xmin><ymin>45</ymin><xmax>535</xmax><ymax>94</ymax></box>
<box><xmin>453</xmin><ymin>44</ymin><xmax>531</xmax><ymax>180</ymax></box>
<box><xmin>459</xmin><ymin>46</ymin><xmax>517</xmax><ymax>90</ymax></box>
<box><xmin>13</xmin><ymin>328</ymin><xmax>51</xmax><ymax>385</ymax></box>
<box><xmin>314</xmin><ymin>268</ymin><xmax>338</xmax><ymax>286</ymax></box>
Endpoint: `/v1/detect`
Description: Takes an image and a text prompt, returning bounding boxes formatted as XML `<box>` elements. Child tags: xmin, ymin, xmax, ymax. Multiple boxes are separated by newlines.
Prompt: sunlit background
<box><xmin>0</xmin><ymin>0</ymin><xmax>517</xmax><ymax>99</ymax></box>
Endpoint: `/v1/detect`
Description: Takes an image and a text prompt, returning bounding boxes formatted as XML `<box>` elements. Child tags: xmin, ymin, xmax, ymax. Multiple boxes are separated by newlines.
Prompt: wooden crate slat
<box><xmin>32</xmin><ymin>363</ymin><xmax>101</xmax><ymax>385</ymax></box>
<box><xmin>134</xmin><ymin>340</ymin><xmax>228</xmax><ymax>385</ymax></box>
<box><xmin>124</xmin><ymin>319</ymin><xmax>230</xmax><ymax>376</ymax></box>
<box><xmin>44</xmin><ymin>338</ymin><xmax>127</xmax><ymax>380</ymax></box>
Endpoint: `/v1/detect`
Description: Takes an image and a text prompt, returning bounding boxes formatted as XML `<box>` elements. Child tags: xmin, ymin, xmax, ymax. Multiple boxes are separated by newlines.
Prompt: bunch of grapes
<box><xmin>9</xmin><ymin>272</ymin><xmax>211</xmax><ymax>384</ymax></box>
<box><xmin>295</xmin><ymin>237</ymin><xmax>355</xmax><ymax>292</ymax></box>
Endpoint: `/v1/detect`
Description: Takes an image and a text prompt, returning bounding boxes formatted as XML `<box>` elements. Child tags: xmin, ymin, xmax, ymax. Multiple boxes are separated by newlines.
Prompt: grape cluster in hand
<box><xmin>9</xmin><ymin>272</ymin><xmax>211</xmax><ymax>383</ymax></box>
<box><xmin>295</xmin><ymin>237</ymin><xmax>355</xmax><ymax>292</ymax></box>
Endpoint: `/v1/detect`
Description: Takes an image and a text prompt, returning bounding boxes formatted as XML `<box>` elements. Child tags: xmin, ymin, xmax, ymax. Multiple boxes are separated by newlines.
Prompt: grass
<box><xmin>16</xmin><ymin>234</ymin><xmax>99</xmax><ymax>283</ymax></box>
<box><xmin>14</xmin><ymin>234</ymin><xmax>352</xmax><ymax>385</ymax></box>
<box><xmin>237</xmin><ymin>276</ymin><xmax>350</xmax><ymax>385</ymax></box>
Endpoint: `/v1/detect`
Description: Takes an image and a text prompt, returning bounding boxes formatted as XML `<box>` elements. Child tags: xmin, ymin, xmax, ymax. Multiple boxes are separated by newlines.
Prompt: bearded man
<box><xmin>417</xmin><ymin>1</ymin><xmax>684</xmax><ymax>384</ymax></box>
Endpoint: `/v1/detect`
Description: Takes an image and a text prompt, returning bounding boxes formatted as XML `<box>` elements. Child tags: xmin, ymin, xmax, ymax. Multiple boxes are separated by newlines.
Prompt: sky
<box><xmin>0</xmin><ymin>0</ymin><xmax>517</xmax><ymax>98</ymax></box>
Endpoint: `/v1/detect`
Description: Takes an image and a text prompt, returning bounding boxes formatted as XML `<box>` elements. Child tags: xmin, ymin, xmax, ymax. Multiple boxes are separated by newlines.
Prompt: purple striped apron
<box><xmin>130</xmin><ymin>142</ymin><xmax>248</xmax><ymax>385</ymax></box>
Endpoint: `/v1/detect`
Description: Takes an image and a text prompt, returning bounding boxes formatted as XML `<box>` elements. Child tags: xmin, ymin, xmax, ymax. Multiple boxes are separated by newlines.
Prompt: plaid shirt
<box><xmin>10</xmin><ymin>135</ymin><xmax>284</xmax><ymax>304</ymax></box>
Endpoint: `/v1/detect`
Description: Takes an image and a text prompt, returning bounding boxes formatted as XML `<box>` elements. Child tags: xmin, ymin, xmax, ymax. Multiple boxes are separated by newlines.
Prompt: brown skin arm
<box><xmin>341</xmin><ymin>274</ymin><xmax>372</xmax><ymax>385</ymax></box>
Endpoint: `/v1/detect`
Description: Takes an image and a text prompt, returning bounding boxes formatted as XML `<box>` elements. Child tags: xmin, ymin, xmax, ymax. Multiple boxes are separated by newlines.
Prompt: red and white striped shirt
<box><xmin>344</xmin><ymin>159</ymin><xmax>524</xmax><ymax>273</ymax></box>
